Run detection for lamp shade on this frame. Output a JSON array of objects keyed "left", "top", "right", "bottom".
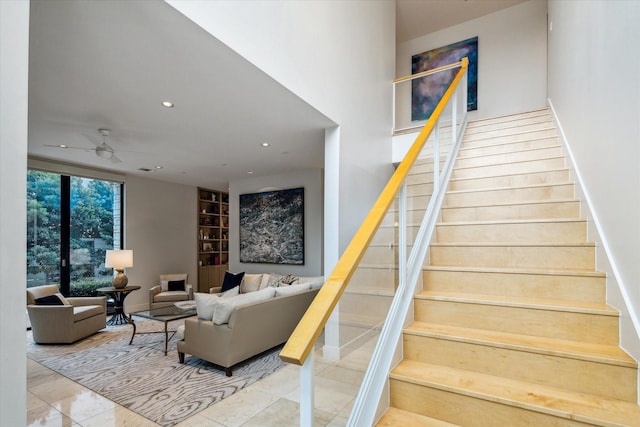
[{"left": 105, "top": 250, "right": 133, "bottom": 269}]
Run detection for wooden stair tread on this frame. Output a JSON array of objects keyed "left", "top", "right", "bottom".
[
  {"left": 344, "top": 287, "right": 395, "bottom": 297},
  {"left": 465, "top": 109, "right": 550, "bottom": 126},
  {"left": 377, "top": 407, "right": 460, "bottom": 427},
  {"left": 456, "top": 144, "right": 561, "bottom": 161},
  {"left": 457, "top": 138, "right": 559, "bottom": 157},
  {"left": 405, "top": 322, "right": 636, "bottom": 367},
  {"left": 416, "top": 291, "right": 618, "bottom": 316},
  {"left": 423, "top": 265, "right": 606, "bottom": 278},
  {"left": 391, "top": 360, "right": 640, "bottom": 427}
]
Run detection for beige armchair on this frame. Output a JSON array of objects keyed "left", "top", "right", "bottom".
[
  {"left": 149, "top": 273, "right": 193, "bottom": 309},
  {"left": 26, "top": 285, "right": 107, "bottom": 344}
]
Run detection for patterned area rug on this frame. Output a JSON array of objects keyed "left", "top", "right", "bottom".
[{"left": 26, "top": 319, "right": 285, "bottom": 426}]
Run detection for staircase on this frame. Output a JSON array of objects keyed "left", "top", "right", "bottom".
[{"left": 376, "top": 109, "right": 640, "bottom": 426}]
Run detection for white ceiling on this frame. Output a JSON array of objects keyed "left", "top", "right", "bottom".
[{"left": 28, "top": 0, "right": 526, "bottom": 189}]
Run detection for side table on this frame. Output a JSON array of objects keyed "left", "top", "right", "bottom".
[{"left": 97, "top": 286, "right": 141, "bottom": 326}]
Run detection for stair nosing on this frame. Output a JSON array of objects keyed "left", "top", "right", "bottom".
[
  {"left": 447, "top": 167, "right": 570, "bottom": 183},
  {"left": 440, "top": 197, "right": 580, "bottom": 209},
  {"left": 457, "top": 134, "right": 558, "bottom": 153},
  {"left": 462, "top": 127, "right": 558, "bottom": 143},
  {"left": 436, "top": 218, "right": 586, "bottom": 226},
  {"left": 445, "top": 182, "right": 574, "bottom": 196},
  {"left": 452, "top": 155, "right": 565, "bottom": 172},
  {"left": 429, "top": 242, "right": 595, "bottom": 248},
  {"left": 456, "top": 144, "right": 562, "bottom": 162}
]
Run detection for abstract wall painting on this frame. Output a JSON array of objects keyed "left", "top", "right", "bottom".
[
  {"left": 411, "top": 36, "right": 478, "bottom": 121},
  {"left": 239, "top": 187, "right": 304, "bottom": 265}
]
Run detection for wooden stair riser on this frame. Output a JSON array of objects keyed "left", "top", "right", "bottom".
[
  {"left": 377, "top": 407, "right": 461, "bottom": 427},
  {"left": 465, "top": 110, "right": 551, "bottom": 128},
  {"left": 455, "top": 146, "right": 563, "bottom": 169},
  {"left": 428, "top": 244, "right": 595, "bottom": 271},
  {"left": 422, "top": 269, "right": 606, "bottom": 304},
  {"left": 348, "top": 267, "right": 398, "bottom": 293},
  {"left": 389, "top": 378, "right": 595, "bottom": 427},
  {"left": 407, "top": 182, "right": 434, "bottom": 197},
  {"left": 361, "top": 245, "right": 398, "bottom": 266},
  {"left": 390, "top": 196, "right": 431, "bottom": 213},
  {"left": 374, "top": 225, "right": 420, "bottom": 246},
  {"left": 457, "top": 137, "right": 559, "bottom": 159},
  {"left": 445, "top": 184, "right": 574, "bottom": 207},
  {"left": 462, "top": 128, "right": 558, "bottom": 148},
  {"left": 441, "top": 200, "right": 580, "bottom": 222},
  {"left": 413, "top": 299, "right": 619, "bottom": 344},
  {"left": 448, "top": 169, "right": 570, "bottom": 192},
  {"left": 451, "top": 157, "right": 566, "bottom": 180},
  {"left": 340, "top": 292, "right": 394, "bottom": 319},
  {"left": 435, "top": 220, "right": 586, "bottom": 244},
  {"left": 407, "top": 172, "right": 434, "bottom": 186},
  {"left": 465, "top": 115, "right": 552, "bottom": 134},
  {"left": 402, "top": 333, "right": 637, "bottom": 401},
  {"left": 410, "top": 159, "right": 447, "bottom": 175},
  {"left": 464, "top": 122, "right": 556, "bottom": 141}
]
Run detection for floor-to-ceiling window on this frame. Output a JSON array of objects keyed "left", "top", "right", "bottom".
[{"left": 26, "top": 169, "right": 123, "bottom": 296}]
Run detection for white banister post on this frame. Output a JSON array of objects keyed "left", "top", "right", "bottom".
[
  {"left": 398, "top": 182, "right": 407, "bottom": 292},
  {"left": 300, "top": 351, "right": 314, "bottom": 427},
  {"left": 452, "top": 94, "right": 457, "bottom": 147},
  {"left": 392, "top": 82, "right": 397, "bottom": 132}
]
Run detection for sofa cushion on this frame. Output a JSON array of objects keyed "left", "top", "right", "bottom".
[
  {"left": 219, "top": 286, "right": 240, "bottom": 298},
  {"left": 212, "top": 287, "right": 276, "bottom": 325},
  {"left": 221, "top": 271, "right": 245, "bottom": 292},
  {"left": 73, "top": 305, "right": 104, "bottom": 322},
  {"left": 298, "top": 276, "right": 325, "bottom": 289},
  {"left": 168, "top": 280, "right": 186, "bottom": 291},
  {"left": 275, "top": 282, "right": 311, "bottom": 297},
  {"left": 240, "top": 274, "right": 263, "bottom": 294},
  {"left": 155, "top": 291, "right": 189, "bottom": 302}
]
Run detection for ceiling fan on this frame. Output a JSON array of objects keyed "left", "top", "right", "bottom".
[{"left": 45, "top": 128, "right": 122, "bottom": 163}]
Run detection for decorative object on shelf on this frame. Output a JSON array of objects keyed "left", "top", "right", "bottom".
[
  {"left": 105, "top": 249, "right": 133, "bottom": 288},
  {"left": 239, "top": 187, "right": 304, "bottom": 265},
  {"left": 411, "top": 36, "right": 478, "bottom": 121}
]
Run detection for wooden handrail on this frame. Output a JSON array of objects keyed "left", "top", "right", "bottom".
[{"left": 280, "top": 57, "right": 469, "bottom": 366}]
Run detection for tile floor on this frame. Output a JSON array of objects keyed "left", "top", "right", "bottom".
[{"left": 27, "top": 330, "right": 376, "bottom": 427}]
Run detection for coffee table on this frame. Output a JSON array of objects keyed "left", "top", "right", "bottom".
[{"left": 129, "top": 305, "right": 196, "bottom": 355}]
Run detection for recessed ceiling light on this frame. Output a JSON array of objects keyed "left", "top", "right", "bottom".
[
  {"left": 261, "top": 142, "right": 270, "bottom": 147},
  {"left": 58, "top": 144, "right": 67, "bottom": 148},
  {"left": 247, "top": 170, "right": 254, "bottom": 174},
  {"left": 161, "top": 101, "right": 174, "bottom": 108},
  {"left": 155, "top": 165, "right": 163, "bottom": 170}
]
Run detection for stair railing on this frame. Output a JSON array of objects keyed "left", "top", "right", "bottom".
[{"left": 279, "top": 58, "right": 469, "bottom": 427}]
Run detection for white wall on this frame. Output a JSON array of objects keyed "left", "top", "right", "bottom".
[
  {"left": 229, "top": 169, "right": 323, "bottom": 277},
  {"left": 0, "top": 1, "right": 29, "bottom": 424},
  {"left": 397, "top": 0, "right": 548, "bottom": 121},
  {"left": 547, "top": 0, "right": 640, "bottom": 364},
  {"left": 124, "top": 176, "right": 197, "bottom": 311},
  {"left": 166, "top": 0, "right": 396, "bottom": 257}
]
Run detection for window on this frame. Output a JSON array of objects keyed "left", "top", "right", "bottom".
[{"left": 26, "top": 170, "right": 123, "bottom": 296}]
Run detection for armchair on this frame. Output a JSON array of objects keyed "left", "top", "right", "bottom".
[
  {"left": 149, "top": 273, "right": 193, "bottom": 309},
  {"left": 26, "top": 285, "right": 107, "bottom": 344}
]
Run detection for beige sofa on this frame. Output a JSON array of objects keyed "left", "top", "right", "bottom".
[{"left": 177, "top": 275, "right": 322, "bottom": 376}]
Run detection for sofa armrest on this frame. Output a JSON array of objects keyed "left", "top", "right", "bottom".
[
  {"left": 67, "top": 296, "right": 106, "bottom": 310},
  {"left": 209, "top": 287, "right": 221, "bottom": 294},
  {"left": 149, "top": 285, "right": 162, "bottom": 305},
  {"left": 27, "top": 304, "right": 75, "bottom": 329},
  {"left": 186, "top": 284, "right": 194, "bottom": 300}
]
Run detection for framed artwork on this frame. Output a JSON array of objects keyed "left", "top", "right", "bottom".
[
  {"left": 411, "top": 36, "right": 478, "bottom": 121},
  {"left": 239, "top": 187, "right": 304, "bottom": 265}
]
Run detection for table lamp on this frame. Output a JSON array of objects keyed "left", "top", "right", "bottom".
[{"left": 105, "top": 249, "right": 133, "bottom": 289}]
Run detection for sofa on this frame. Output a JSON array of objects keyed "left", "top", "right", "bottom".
[
  {"left": 27, "top": 285, "right": 107, "bottom": 344},
  {"left": 177, "top": 274, "right": 323, "bottom": 376}
]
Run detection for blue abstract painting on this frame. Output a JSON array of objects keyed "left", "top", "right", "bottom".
[{"left": 411, "top": 37, "right": 478, "bottom": 121}]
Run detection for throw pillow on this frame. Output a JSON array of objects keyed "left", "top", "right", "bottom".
[
  {"left": 268, "top": 273, "right": 298, "bottom": 287},
  {"left": 221, "top": 271, "right": 245, "bottom": 292},
  {"left": 168, "top": 280, "right": 185, "bottom": 291},
  {"left": 160, "top": 280, "right": 169, "bottom": 291},
  {"left": 218, "top": 286, "right": 240, "bottom": 298},
  {"left": 194, "top": 293, "right": 219, "bottom": 320},
  {"left": 240, "top": 274, "right": 263, "bottom": 294},
  {"left": 34, "top": 294, "right": 65, "bottom": 305}
]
